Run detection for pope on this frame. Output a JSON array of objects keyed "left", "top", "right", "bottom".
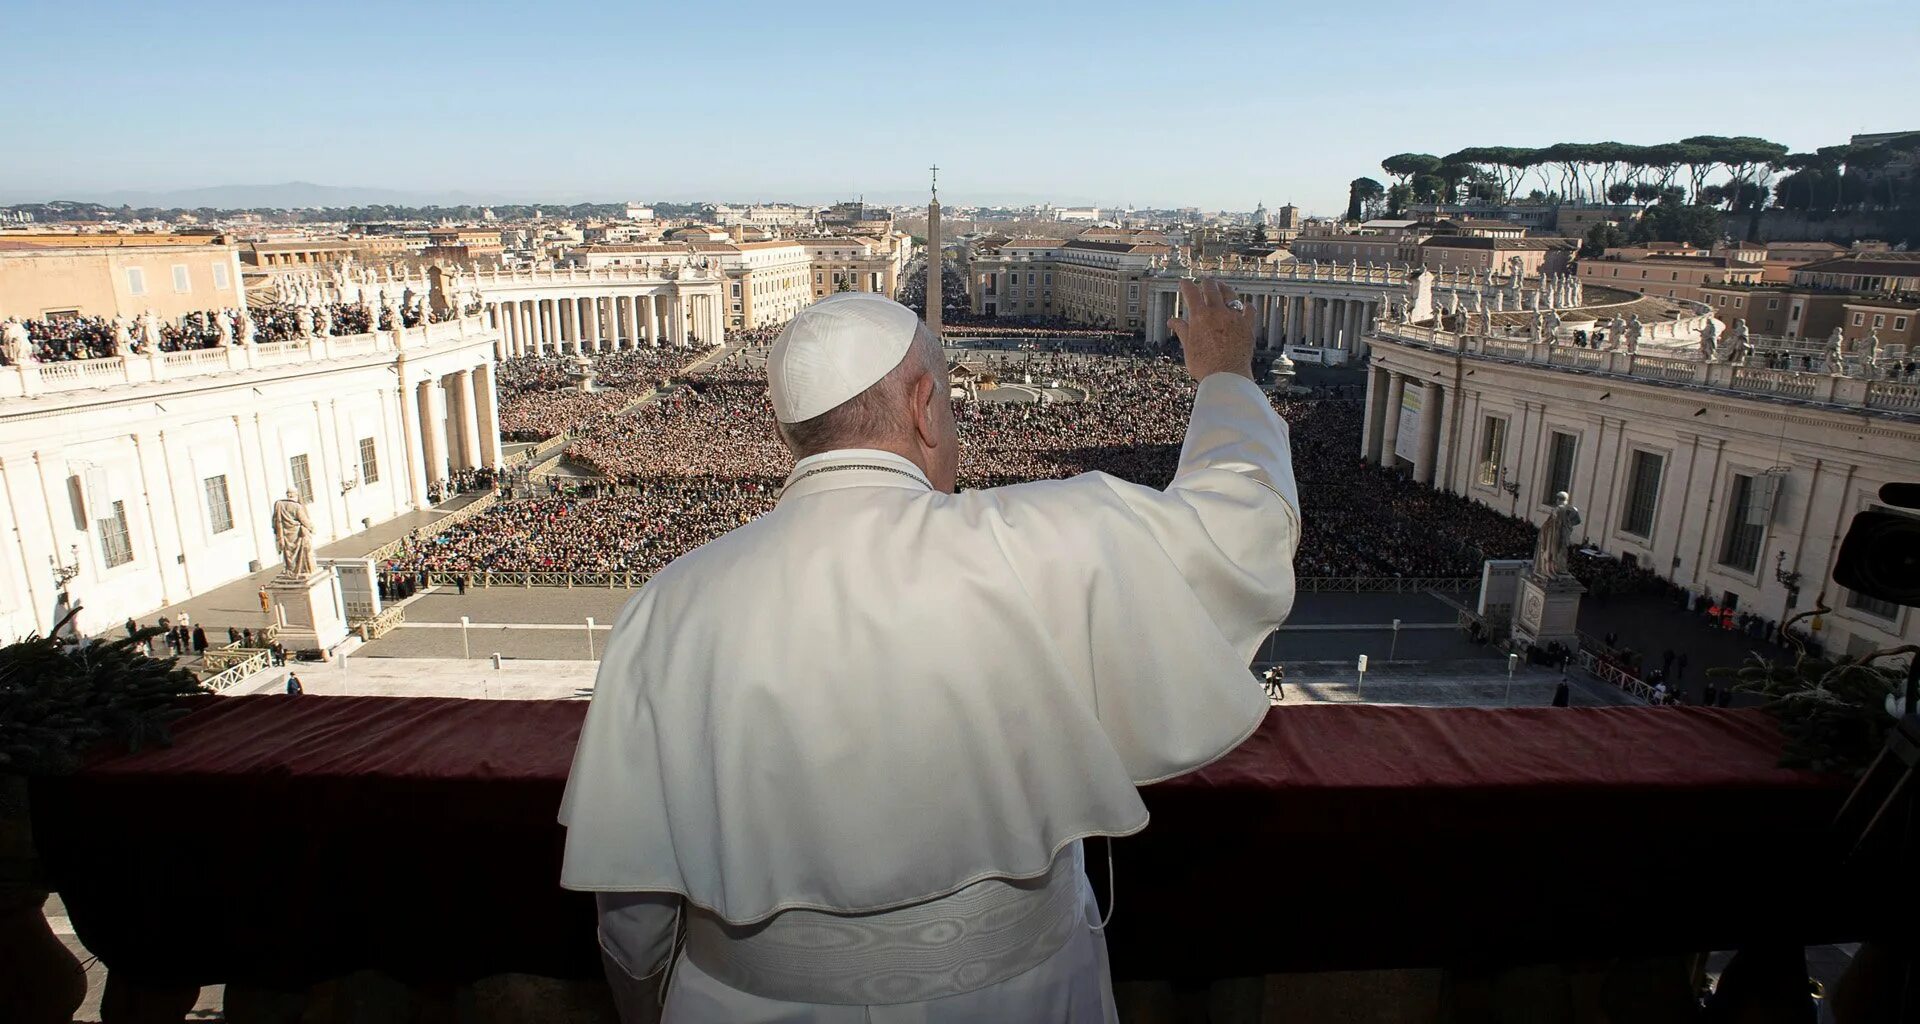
[{"left": 561, "top": 277, "right": 1301, "bottom": 1022}]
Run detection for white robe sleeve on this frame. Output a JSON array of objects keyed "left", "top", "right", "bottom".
[
  {"left": 1110, "top": 371, "right": 1300, "bottom": 661},
  {"left": 987, "top": 371, "right": 1300, "bottom": 784},
  {"left": 598, "top": 891, "right": 681, "bottom": 981}
]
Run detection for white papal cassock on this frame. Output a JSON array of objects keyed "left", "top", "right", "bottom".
[{"left": 560, "top": 371, "right": 1300, "bottom": 1022}]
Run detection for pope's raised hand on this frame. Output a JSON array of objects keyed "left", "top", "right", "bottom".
[{"left": 1168, "top": 277, "right": 1256, "bottom": 383}]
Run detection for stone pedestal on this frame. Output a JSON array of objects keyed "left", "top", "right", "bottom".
[
  {"left": 267, "top": 569, "right": 348, "bottom": 659},
  {"left": 1511, "top": 573, "right": 1586, "bottom": 651}
]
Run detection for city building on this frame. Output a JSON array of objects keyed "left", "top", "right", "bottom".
[
  {"left": 694, "top": 240, "right": 815, "bottom": 330},
  {"left": 426, "top": 229, "right": 505, "bottom": 260},
  {"left": 799, "top": 234, "right": 911, "bottom": 299},
  {"left": 1364, "top": 320, "right": 1920, "bottom": 661},
  {"left": 0, "top": 236, "right": 246, "bottom": 321},
  {"left": 624, "top": 203, "right": 655, "bottom": 221},
  {"left": 1700, "top": 252, "right": 1920, "bottom": 346},
  {"left": 240, "top": 240, "right": 358, "bottom": 269},
  {"left": 1421, "top": 236, "right": 1577, "bottom": 276},
  {"left": 817, "top": 202, "right": 895, "bottom": 235},
  {"left": 966, "top": 237, "right": 1168, "bottom": 329},
  {"left": 705, "top": 203, "right": 817, "bottom": 230},
  {"left": 1576, "top": 249, "right": 1761, "bottom": 303}
]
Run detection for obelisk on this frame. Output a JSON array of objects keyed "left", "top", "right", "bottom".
[{"left": 926, "top": 164, "right": 942, "bottom": 336}]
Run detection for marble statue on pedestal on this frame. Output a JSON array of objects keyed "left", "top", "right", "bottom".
[
  {"left": 237, "top": 309, "right": 256, "bottom": 346},
  {"left": 1826, "top": 328, "right": 1846, "bottom": 376},
  {"left": 1543, "top": 309, "right": 1562, "bottom": 343},
  {"left": 1494, "top": 290, "right": 1505, "bottom": 312},
  {"left": 216, "top": 309, "right": 235, "bottom": 346},
  {"left": 1623, "top": 315, "right": 1643, "bottom": 353},
  {"left": 316, "top": 304, "right": 334, "bottom": 338},
  {"left": 272, "top": 490, "right": 316, "bottom": 578},
  {"left": 111, "top": 316, "right": 132, "bottom": 357},
  {"left": 1865, "top": 328, "right": 1881, "bottom": 366},
  {"left": 1533, "top": 492, "right": 1583, "bottom": 581},
  {"left": 1726, "top": 319, "right": 1751, "bottom": 365},
  {"left": 1698, "top": 318, "right": 1719, "bottom": 361},
  {"left": 1, "top": 318, "right": 29, "bottom": 365},
  {"left": 138, "top": 310, "right": 160, "bottom": 352},
  {"left": 297, "top": 305, "right": 315, "bottom": 338},
  {"left": 1471, "top": 287, "right": 1484, "bottom": 313}
]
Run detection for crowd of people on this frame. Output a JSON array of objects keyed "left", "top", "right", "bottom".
[
  {"left": 5, "top": 300, "right": 456, "bottom": 365},
  {"left": 388, "top": 349, "right": 1690, "bottom": 590},
  {"left": 494, "top": 348, "right": 715, "bottom": 441}
]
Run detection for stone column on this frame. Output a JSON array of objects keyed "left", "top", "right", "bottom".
[
  {"left": 643, "top": 294, "right": 659, "bottom": 346},
  {"left": 1413, "top": 381, "right": 1444, "bottom": 485},
  {"left": 1266, "top": 297, "right": 1283, "bottom": 350},
  {"left": 540, "top": 300, "right": 554, "bottom": 353},
  {"left": 1361, "top": 365, "right": 1388, "bottom": 461},
  {"left": 669, "top": 294, "right": 686, "bottom": 347},
  {"left": 1292, "top": 295, "right": 1306, "bottom": 345},
  {"left": 393, "top": 378, "right": 428, "bottom": 511},
  {"left": 471, "top": 364, "right": 502, "bottom": 469},
  {"left": 1378, "top": 372, "right": 1406, "bottom": 469},
  {"left": 452, "top": 369, "right": 483, "bottom": 472},
  {"left": 416, "top": 380, "right": 444, "bottom": 492}
]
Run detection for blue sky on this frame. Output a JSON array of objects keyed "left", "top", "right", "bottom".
[{"left": 5, "top": 0, "right": 1916, "bottom": 214}]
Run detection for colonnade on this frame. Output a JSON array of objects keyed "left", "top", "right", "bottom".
[
  {"left": 1144, "top": 286, "right": 1382, "bottom": 353},
  {"left": 483, "top": 289, "right": 724, "bottom": 359},
  {"left": 398, "top": 362, "right": 503, "bottom": 503},
  {"left": 1362, "top": 364, "right": 1450, "bottom": 489}
]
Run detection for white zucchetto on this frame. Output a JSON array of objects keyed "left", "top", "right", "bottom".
[{"left": 768, "top": 292, "right": 920, "bottom": 423}]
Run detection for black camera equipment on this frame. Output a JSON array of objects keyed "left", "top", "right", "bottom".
[{"left": 1829, "top": 481, "right": 1920, "bottom": 1017}]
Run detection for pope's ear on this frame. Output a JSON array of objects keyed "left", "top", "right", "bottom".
[{"left": 911, "top": 371, "right": 939, "bottom": 447}]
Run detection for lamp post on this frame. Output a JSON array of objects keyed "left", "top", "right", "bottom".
[
  {"left": 1356, "top": 654, "right": 1368, "bottom": 698},
  {"left": 1389, "top": 618, "right": 1402, "bottom": 661},
  {"left": 460, "top": 615, "right": 470, "bottom": 661},
  {"left": 1506, "top": 652, "right": 1520, "bottom": 705},
  {"left": 585, "top": 616, "right": 596, "bottom": 660}
]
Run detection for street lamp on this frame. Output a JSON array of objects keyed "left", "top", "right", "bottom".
[
  {"left": 1389, "top": 618, "right": 1402, "bottom": 661},
  {"left": 1356, "top": 654, "right": 1368, "bottom": 698},
  {"left": 460, "top": 615, "right": 470, "bottom": 660},
  {"left": 1506, "top": 652, "right": 1520, "bottom": 705},
  {"left": 585, "top": 616, "right": 596, "bottom": 660}
]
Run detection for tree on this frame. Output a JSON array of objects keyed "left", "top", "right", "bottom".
[
  {"left": 1581, "top": 221, "right": 1626, "bottom": 258},
  {"left": 1606, "top": 182, "right": 1635, "bottom": 205},
  {"left": 1346, "top": 177, "right": 1385, "bottom": 221},
  {"left": 1381, "top": 153, "right": 1442, "bottom": 187},
  {"left": 1385, "top": 183, "right": 1413, "bottom": 216}
]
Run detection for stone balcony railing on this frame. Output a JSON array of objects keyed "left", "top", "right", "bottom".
[
  {"left": 473, "top": 264, "right": 723, "bottom": 288},
  {"left": 0, "top": 314, "right": 493, "bottom": 400},
  {"left": 1375, "top": 321, "right": 1920, "bottom": 416}
]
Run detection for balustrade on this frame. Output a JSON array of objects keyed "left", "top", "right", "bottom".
[
  {"left": 1, "top": 315, "right": 491, "bottom": 400},
  {"left": 1373, "top": 322, "right": 1912, "bottom": 417}
]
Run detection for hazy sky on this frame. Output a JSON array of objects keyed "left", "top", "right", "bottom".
[{"left": 8, "top": 0, "right": 1917, "bottom": 214}]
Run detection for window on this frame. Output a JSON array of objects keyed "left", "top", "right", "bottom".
[
  {"left": 203, "top": 475, "right": 234, "bottom": 534},
  {"left": 1766, "top": 298, "right": 1778, "bottom": 310},
  {"left": 731, "top": 283, "right": 741, "bottom": 298},
  {"left": 172, "top": 264, "right": 191, "bottom": 293},
  {"left": 1620, "top": 451, "right": 1664, "bottom": 538},
  {"left": 1852, "top": 312, "right": 1865, "bottom": 326},
  {"left": 1543, "top": 431, "right": 1577, "bottom": 499},
  {"left": 1671, "top": 272, "right": 1679, "bottom": 281},
  {"left": 1717, "top": 473, "right": 1766, "bottom": 573},
  {"left": 1733, "top": 297, "right": 1743, "bottom": 308},
  {"left": 98, "top": 500, "right": 134, "bottom": 568},
  {"left": 1717, "top": 296, "right": 1727, "bottom": 306},
  {"left": 1477, "top": 416, "right": 1507, "bottom": 486},
  {"left": 1897, "top": 317, "right": 1909, "bottom": 331},
  {"left": 1848, "top": 588, "right": 1901, "bottom": 622},
  {"left": 358, "top": 437, "right": 380, "bottom": 484},
  {"left": 1791, "top": 305, "right": 1801, "bottom": 322},
  {"left": 289, "top": 454, "right": 314, "bottom": 503},
  {"left": 126, "top": 267, "right": 146, "bottom": 296},
  {"left": 1872, "top": 314, "right": 1885, "bottom": 328}
]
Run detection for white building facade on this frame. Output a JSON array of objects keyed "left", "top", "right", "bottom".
[
  {"left": 0, "top": 318, "right": 503, "bottom": 641},
  {"left": 1363, "top": 323, "right": 1920, "bottom": 659}
]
